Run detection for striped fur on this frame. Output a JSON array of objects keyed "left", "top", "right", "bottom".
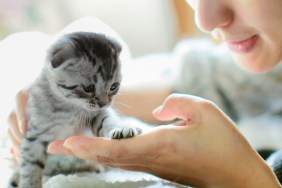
[{"left": 9, "top": 32, "right": 141, "bottom": 188}]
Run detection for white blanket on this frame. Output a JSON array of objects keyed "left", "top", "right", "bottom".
[
  {"left": 1, "top": 151, "right": 186, "bottom": 188},
  {"left": 44, "top": 169, "right": 187, "bottom": 188}
]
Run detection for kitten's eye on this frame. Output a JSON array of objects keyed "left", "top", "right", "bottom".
[
  {"left": 83, "top": 85, "right": 95, "bottom": 93},
  {"left": 110, "top": 83, "right": 120, "bottom": 92},
  {"left": 57, "top": 84, "right": 77, "bottom": 90}
]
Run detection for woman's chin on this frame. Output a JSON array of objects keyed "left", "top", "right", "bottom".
[
  {"left": 231, "top": 53, "right": 278, "bottom": 74},
  {"left": 236, "top": 62, "right": 271, "bottom": 74}
]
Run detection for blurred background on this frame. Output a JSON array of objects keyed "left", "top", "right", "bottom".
[{"left": 0, "top": 0, "right": 202, "bottom": 57}]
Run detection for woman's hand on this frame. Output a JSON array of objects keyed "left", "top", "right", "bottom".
[
  {"left": 7, "top": 90, "right": 28, "bottom": 163},
  {"left": 48, "top": 94, "right": 281, "bottom": 187}
]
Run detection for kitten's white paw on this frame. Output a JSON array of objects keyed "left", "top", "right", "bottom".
[
  {"left": 8, "top": 171, "right": 19, "bottom": 188},
  {"left": 110, "top": 127, "right": 142, "bottom": 139}
]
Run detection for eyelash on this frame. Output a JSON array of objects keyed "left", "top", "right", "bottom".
[{"left": 57, "top": 84, "right": 78, "bottom": 90}]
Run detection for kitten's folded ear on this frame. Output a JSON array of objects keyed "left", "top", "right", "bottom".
[
  {"left": 48, "top": 39, "right": 76, "bottom": 68},
  {"left": 113, "top": 42, "right": 122, "bottom": 56},
  {"left": 108, "top": 38, "right": 122, "bottom": 57}
]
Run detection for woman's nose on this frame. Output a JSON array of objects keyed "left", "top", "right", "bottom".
[{"left": 194, "top": 0, "right": 233, "bottom": 32}]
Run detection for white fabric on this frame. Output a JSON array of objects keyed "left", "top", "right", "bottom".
[
  {"left": 1, "top": 153, "right": 186, "bottom": 188},
  {"left": 44, "top": 169, "right": 186, "bottom": 188}
]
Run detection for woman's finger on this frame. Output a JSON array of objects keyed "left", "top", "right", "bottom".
[
  {"left": 7, "top": 128, "right": 21, "bottom": 149},
  {"left": 48, "top": 138, "right": 150, "bottom": 167},
  {"left": 64, "top": 136, "right": 149, "bottom": 159},
  {"left": 7, "top": 110, "right": 23, "bottom": 144},
  {"left": 49, "top": 129, "right": 162, "bottom": 161},
  {"left": 152, "top": 94, "right": 203, "bottom": 124},
  {"left": 15, "top": 90, "right": 28, "bottom": 133},
  {"left": 11, "top": 146, "right": 21, "bottom": 164},
  {"left": 47, "top": 140, "right": 72, "bottom": 155},
  {"left": 7, "top": 129, "right": 21, "bottom": 164}
]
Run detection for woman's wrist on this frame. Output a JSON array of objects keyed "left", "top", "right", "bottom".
[
  {"left": 220, "top": 151, "right": 281, "bottom": 188},
  {"left": 244, "top": 159, "right": 281, "bottom": 188}
]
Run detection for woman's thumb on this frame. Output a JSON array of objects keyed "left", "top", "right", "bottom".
[{"left": 152, "top": 94, "right": 200, "bottom": 123}]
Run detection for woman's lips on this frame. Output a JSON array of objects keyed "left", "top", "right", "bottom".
[{"left": 227, "top": 35, "right": 258, "bottom": 53}]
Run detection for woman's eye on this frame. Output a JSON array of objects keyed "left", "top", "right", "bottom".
[
  {"left": 83, "top": 85, "right": 95, "bottom": 93},
  {"left": 110, "top": 83, "right": 120, "bottom": 91}
]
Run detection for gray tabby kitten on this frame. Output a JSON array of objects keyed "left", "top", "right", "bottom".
[{"left": 9, "top": 31, "right": 141, "bottom": 188}]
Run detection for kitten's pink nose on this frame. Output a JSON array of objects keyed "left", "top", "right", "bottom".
[
  {"left": 97, "top": 101, "right": 109, "bottom": 108},
  {"left": 97, "top": 100, "right": 110, "bottom": 108}
]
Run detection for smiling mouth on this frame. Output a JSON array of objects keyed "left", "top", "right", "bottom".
[{"left": 227, "top": 35, "right": 258, "bottom": 53}]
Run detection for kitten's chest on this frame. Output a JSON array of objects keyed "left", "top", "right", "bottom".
[
  {"left": 62, "top": 113, "right": 96, "bottom": 130},
  {"left": 52, "top": 124, "right": 89, "bottom": 140},
  {"left": 27, "top": 107, "right": 93, "bottom": 139}
]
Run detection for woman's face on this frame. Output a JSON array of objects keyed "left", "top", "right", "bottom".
[{"left": 186, "top": 0, "right": 282, "bottom": 73}]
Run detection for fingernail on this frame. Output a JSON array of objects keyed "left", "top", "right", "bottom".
[
  {"left": 63, "top": 139, "right": 80, "bottom": 152},
  {"left": 47, "top": 141, "right": 71, "bottom": 155},
  {"left": 152, "top": 105, "right": 163, "bottom": 114},
  {"left": 47, "top": 146, "right": 71, "bottom": 155},
  {"left": 63, "top": 137, "right": 92, "bottom": 151},
  {"left": 63, "top": 137, "right": 83, "bottom": 150},
  {"left": 19, "top": 119, "right": 27, "bottom": 134},
  {"left": 47, "top": 145, "right": 60, "bottom": 154},
  {"left": 63, "top": 140, "right": 72, "bottom": 149}
]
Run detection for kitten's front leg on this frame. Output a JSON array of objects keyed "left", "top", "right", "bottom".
[
  {"left": 19, "top": 136, "right": 48, "bottom": 188},
  {"left": 92, "top": 108, "right": 142, "bottom": 139},
  {"left": 110, "top": 125, "right": 142, "bottom": 139}
]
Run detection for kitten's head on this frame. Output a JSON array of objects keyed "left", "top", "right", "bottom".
[{"left": 46, "top": 31, "right": 122, "bottom": 111}]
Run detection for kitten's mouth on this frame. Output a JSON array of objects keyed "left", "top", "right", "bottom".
[
  {"left": 84, "top": 101, "right": 98, "bottom": 110},
  {"left": 87, "top": 100, "right": 111, "bottom": 110},
  {"left": 99, "top": 104, "right": 110, "bottom": 109},
  {"left": 89, "top": 103, "right": 96, "bottom": 108}
]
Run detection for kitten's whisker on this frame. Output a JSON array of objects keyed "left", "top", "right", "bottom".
[
  {"left": 77, "top": 110, "right": 91, "bottom": 128},
  {"left": 112, "top": 106, "right": 124, "bottom": 116},
  {"left": 104, "top": 163, "right": 153, "bottom": 171},
  {"left": 115, "top": 91, "right": 125, "bottom": 96},
  {"left": 114, "top": 101, "right": 132, "bottom": 108}
]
